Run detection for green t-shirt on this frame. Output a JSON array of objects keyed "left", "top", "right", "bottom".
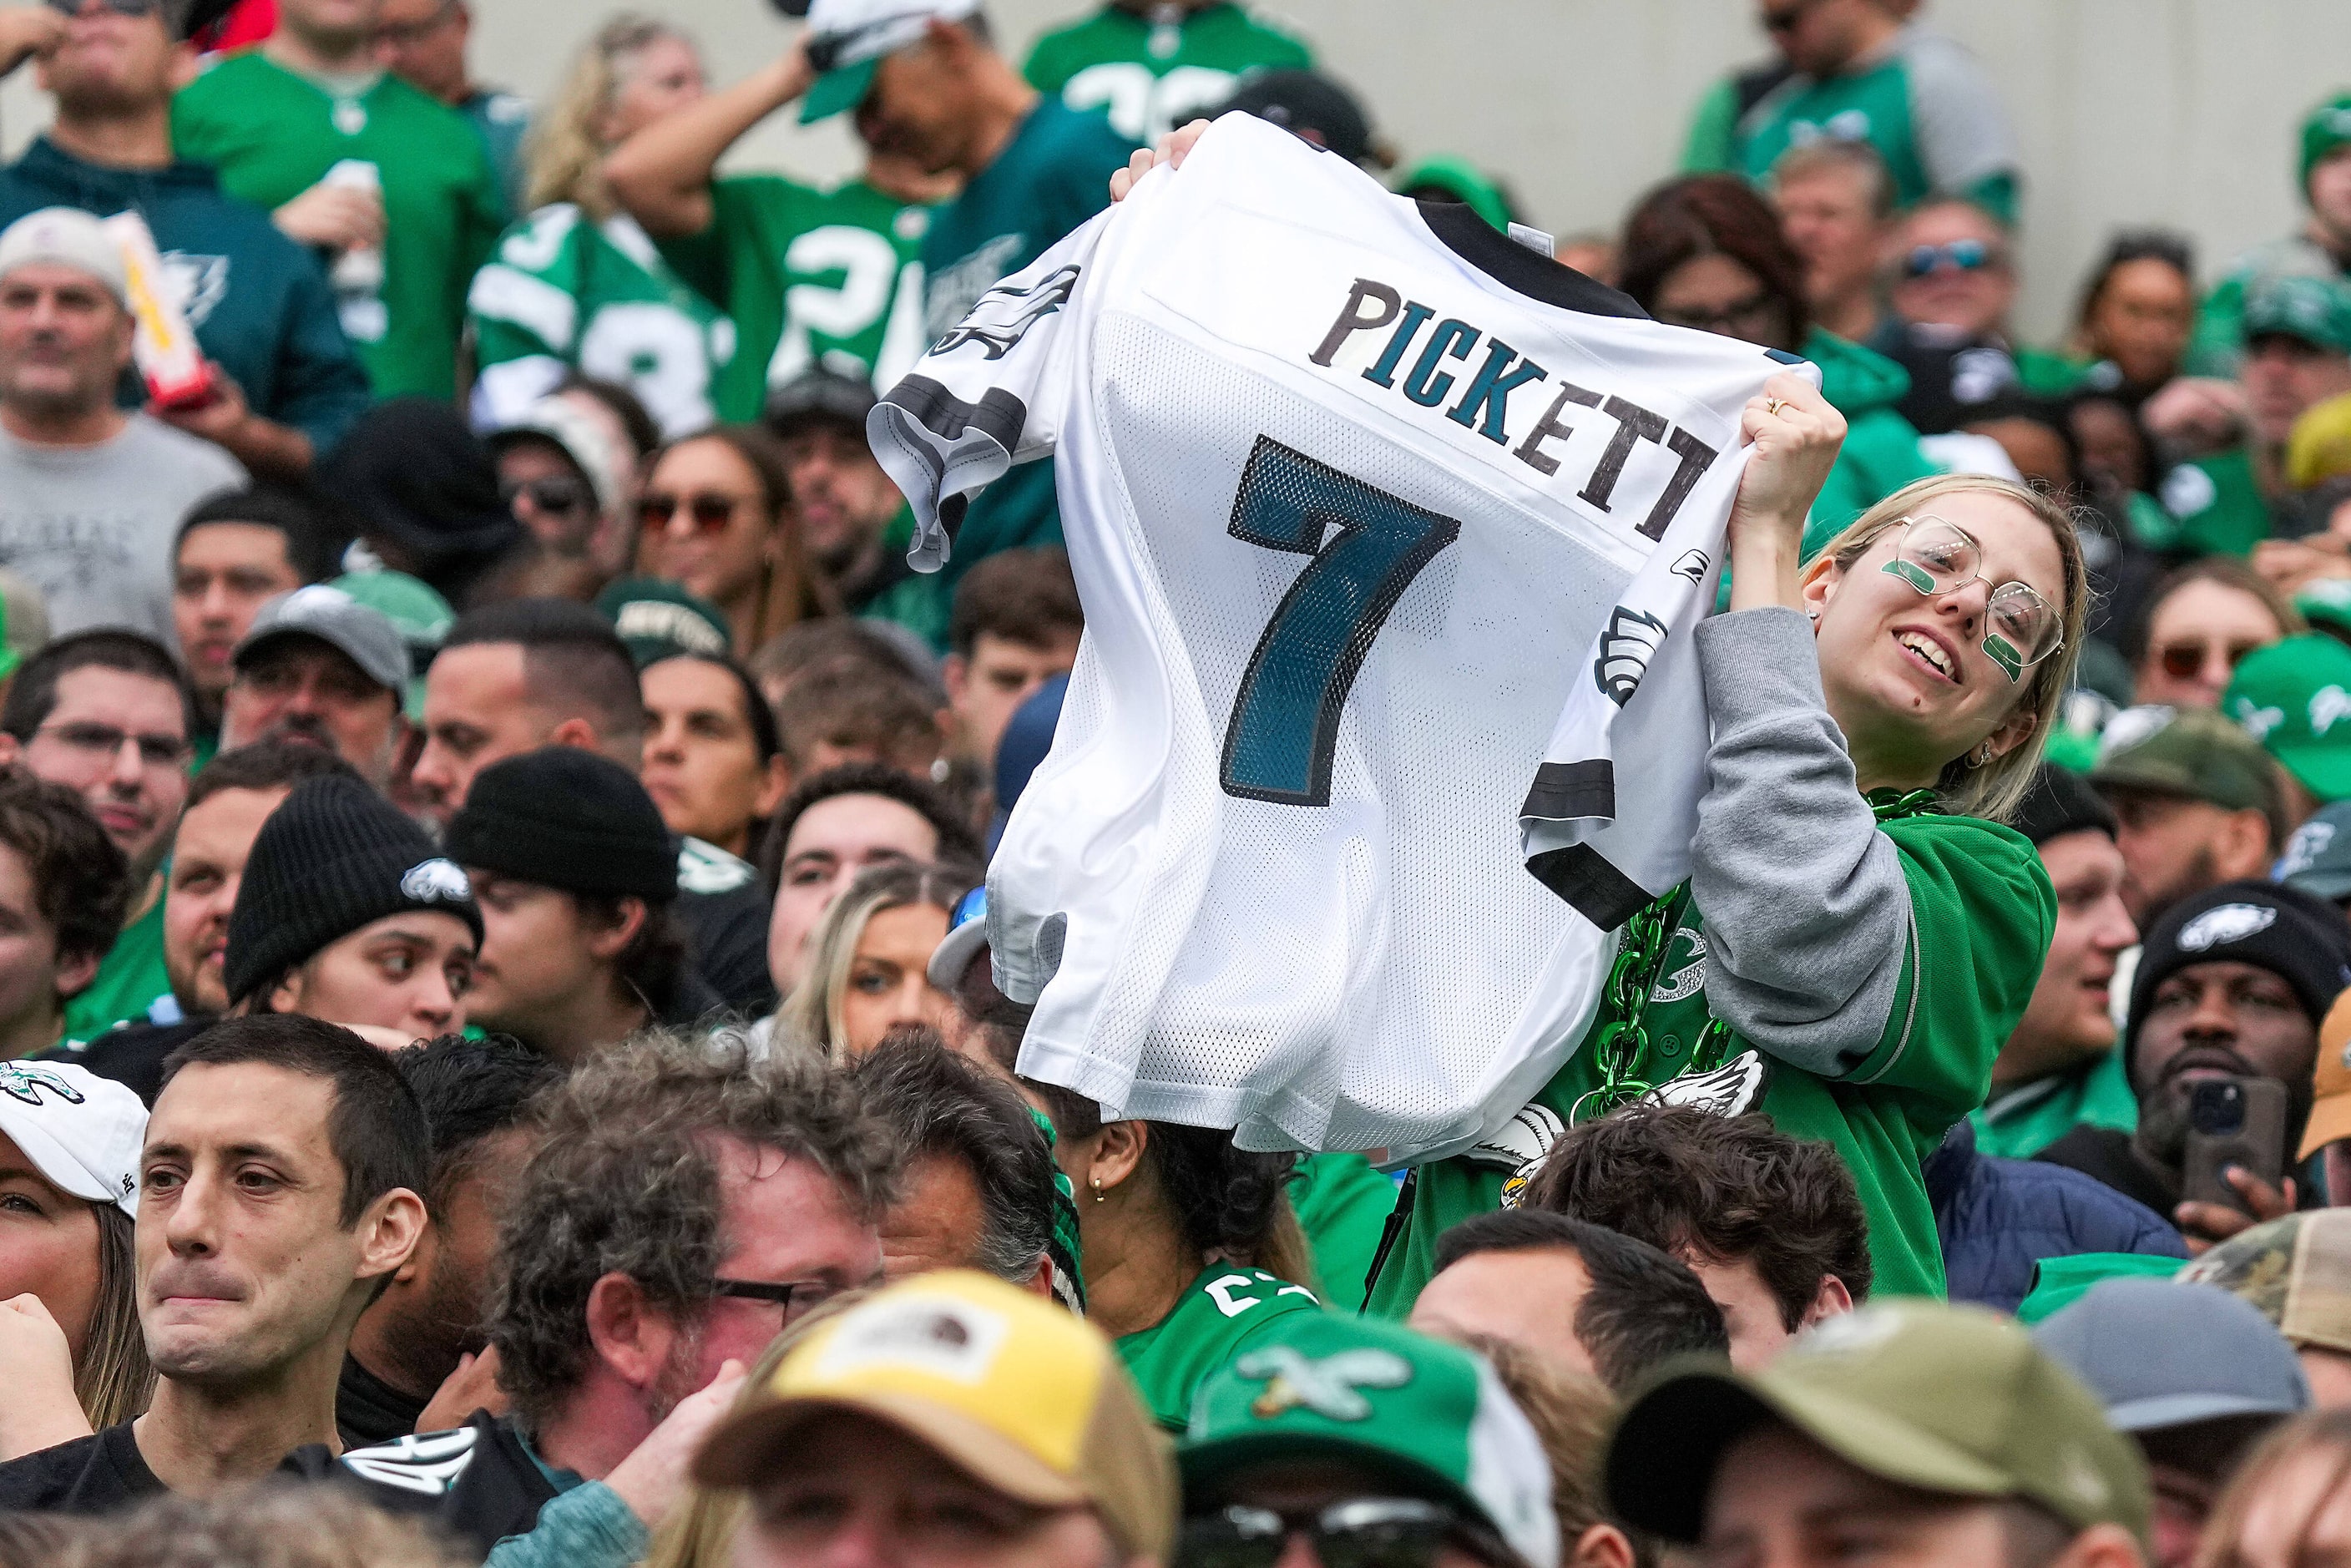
[
  {"left": 1972, "top": 1049, "right": 2138, "bottom": 1161},
  {"left": 660, "top": 175, "right": 928, "bottom": 422},
  {"left": 2158, "top": 447, "right": 2273, "bottom": 559},
  {"left": 63, "top": 891, "right": 169, "bottom": 1046},
  {"left": 1115, "top": 1266, "right": 1322, "bottom": 1431},
  {"left": 1023, "top": 3, "right": 1312, "bottom": 143},
  {"left": 172, "top": 52, "right": 508, "bottom": 400},
  {"left": 1364, "top": 810, "right": 2054, "bottom": 1318},
  {"left": 1289, "top": 1153, "right": 1401, "bottom": 1313},
  {"left": 471, "top": 203, "right": 741, "bottom": 438},
  {"left": 921, "top": 98, "right": 1136, "bottom": 579}
]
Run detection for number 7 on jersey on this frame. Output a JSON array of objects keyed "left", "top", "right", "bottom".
[{"left": 1220, "top": 436, "right": 1462, "bottom": 807}]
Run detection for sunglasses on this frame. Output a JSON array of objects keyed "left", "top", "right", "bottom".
[
  {"left": 2156, "top": 639, "right": 2264, "bottom": 682},
  {"left": 1178, "top": 1500, "right": 1512, "bottom": 1568},
  {"left": 639, "top": 493, "right": 747, "bottom": 535},
  {"left": 1877, "top": 514, "right": 2064, "bottom": 681},
  {"left": 1657, "top": 291, "right": 1777, "bottom": 336},
  {"left": 503, "top": 475, "right": 591, "bottom": 518},
  {"left": 1902, "top": 240, "right": 2002, "bottom": 279}
]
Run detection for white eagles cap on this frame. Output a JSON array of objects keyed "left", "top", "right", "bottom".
[
  {"left": 0, "top": 207, "right": 129, "bottom": 307},
  {"left": 0, "top": 1060, "right": 146, "bottom": 1216}
]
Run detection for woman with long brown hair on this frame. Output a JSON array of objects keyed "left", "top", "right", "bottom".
[{"left": 637, "top": 425, "right": 837, "bottom": 655}]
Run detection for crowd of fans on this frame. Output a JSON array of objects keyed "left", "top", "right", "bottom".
[{"left": 0, "top": 0, "right": 2343, "bottom": 1564}]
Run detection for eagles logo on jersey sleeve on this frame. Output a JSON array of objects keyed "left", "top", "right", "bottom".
[
  {"left": 933, "top": 265, "right": 1081, "bottom": 359},
  {"left": 1595, "top": 607, "right": 1668, "bottom": 707},
  {"left": 341, "top": 1426, "right": 482, "bottom": 1497}
]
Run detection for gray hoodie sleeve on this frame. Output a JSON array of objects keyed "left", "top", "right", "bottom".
[{"left": 1687, "top": 606, "right": 1913, "bottom": 1077}]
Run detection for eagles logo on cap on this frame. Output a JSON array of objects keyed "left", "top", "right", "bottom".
[
  {"left": 400, "top": 859, "right": 473, "bottom": 904},
  {"left": 2178, "top": 903, "right": 2277, "bottom": 953},
  {"left": 0, "top": 1061, "right": 84, "bottom": 1108},
  {"left": 1236, "top": 1347, "right": 1411, "bottom": 1421}
]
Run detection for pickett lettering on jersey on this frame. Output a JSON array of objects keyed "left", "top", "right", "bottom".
[{"left": 1309, "top": 278, "right": 1721, "bottom": 545}]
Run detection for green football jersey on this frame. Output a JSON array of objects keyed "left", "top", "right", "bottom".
[
  {"left": 1363, "top": 810, "right": 2055, "bottom": 1318},
  {"left": 1290, "top": 1153, "right": 1401, "bottom": 1314},
  {"left": 471, "top": 203, "right": 741, "bottom": 438},
  {"left": 172, "top": 51, "right": 508, "bottom": 401},
  {"left": 61, "top": 893, "right": 168, "bottom": 1046},
  {"left": 1116, "top": 1267, "right": 1322, "bottom": 1431},
  {"left": 658, "top": 175, "right": 928, "bottom": 420},
  {"left": 1024, "top": 3, "right": 1312, "bottom": 143}
]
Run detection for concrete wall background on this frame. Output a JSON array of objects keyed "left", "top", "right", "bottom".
[{"left": 5, "top": 0, "right": 2346, "bottom": 340}]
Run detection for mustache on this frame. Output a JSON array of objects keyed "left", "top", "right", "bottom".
[
  {"left": 265, "top": 713, "right": 333, "bottom": 743},
  {"left": 2156, "top": 1046, "right": 2257, "bottom": 1085}
]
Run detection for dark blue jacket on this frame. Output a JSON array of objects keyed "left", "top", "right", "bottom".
[
  {"left": 1928, "top": 1119, "right": 2186, "bottom": 1313},
  {"left": 0, "top": 137, "right": 371, "bottom": 453}
]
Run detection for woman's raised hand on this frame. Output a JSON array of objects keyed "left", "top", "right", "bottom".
[{"left": 1724, "top": 373, "right": 1845, "bottom": 614}]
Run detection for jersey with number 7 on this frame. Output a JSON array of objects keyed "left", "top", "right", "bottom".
[{"left": 868, "top": 114, "right": 1806, "bottom": 1162}]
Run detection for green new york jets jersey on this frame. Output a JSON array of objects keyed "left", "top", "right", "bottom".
[
  {"left": 1117, "top": 1267, "right": 1323, "bottom": 1431},
  {"left": 173, "top": 52, "right": 507, "bottom": 400},
  {"left": 659, "top": 175, "right": 928, "bottom": 416},
  {"left": 1364, "top": 811, "right": 2054, "bottom": 1318},
  {"left": 470, "top": 203, "right": 740, "bottom": 438},
  {"left": 1024, "top": 3, "right": 1313, "bottom": 143}
]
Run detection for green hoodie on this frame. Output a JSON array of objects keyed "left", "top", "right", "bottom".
[{"left": 1802, "top": 326, "right": 1943, "bottom": 557}]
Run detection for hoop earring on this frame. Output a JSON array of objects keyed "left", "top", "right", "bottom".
[{"left": 1971, "top": 741, "right": 1996, "bottom": 767}]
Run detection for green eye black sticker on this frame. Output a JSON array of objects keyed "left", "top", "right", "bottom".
[
  {"left": 1984, "top": 633, "right": 2024, "bottom": 682},
  {"left": 1883, "top": 559, "right": 1937, "bottom": 594}
]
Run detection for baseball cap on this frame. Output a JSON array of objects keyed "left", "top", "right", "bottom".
[
  {"left": 2278, "top": 800, "right": 2351, "bottom": 901},
  {"left": 2089, "top": 705, "right": 2280, "bottom": 815},
  {"left": 2182, "top": 1211, "right": 2351, "bottom": 1355},
  {"left": 2302, "top": 92, "right": 2351, "bottom": 200},
  {"left": 593, "top": 576, "right": 731, "bottom": 668},
  {"left": 234, "top": 584, "right": 410, "bottom": 695},
  {"left": 799, "top": 0, "right": 980, "bottom": 124},
  {"left": 0, "top": 207, "right": 127, "bottom": 306},
  {"left": 695, "top": 1271, "right": 1176, "bottom": 1557},
  {"left": 487, "top": 397, "right": 622, "bottom": 519},
  {"left": 2227, "top": 635, "right": 2351, "bottom": 803},
  {"left": 765, "top": 368, "right": 879, "bottom": 438},
  {"left": 0, "top": 1060, "right": 144, "bottom": 1217},
  {"left": 928, "top": 882, "right": 988, "bottom": 989},
  {"left": 1605, "top": 1302, "right": 2150, "bottom": 1548},
  {"left": 329, "top": 571, "right": 452, "bottom": 720},
  {"left": 2303, "top": 989, "right": 2351, "bottom": 1159},
  {"left": 1179, "top": 1314, "right": 1560, "bottom": 1568},
  {"left": 2034, "top": 1278, "right": 2308, "bottom": 1432},
  {"left": 2298, "top": 576, "right": 2351, "bottom": 640},
  {"left": 2242, "top": 274, "right": 2351, "bottom": 359},
  {"left": 1217, "top": 71, "right": 1377, "bottom": 169}
]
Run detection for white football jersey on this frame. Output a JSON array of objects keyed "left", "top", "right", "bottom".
[{"left": 870, "top": 114, "right": 1808, "bottom": 1161}]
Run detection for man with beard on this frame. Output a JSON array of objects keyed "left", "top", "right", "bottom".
[
  {"left": 218, "top": 587, "right": 409, "bottom": 792},
  {"left": 2040, "top": 882, "right": 2351, "bottom": 1249},
  {"left": 0, "top": 630, "right": 196, "bottom": 1043},
  {"left": 339, "top": 1033, "right": 561, "bottom": 1446},
  {"left": 53, "top": 741, "right": 357, "bottom": 1104},
  {"left": 761, "top": 372, "right": 923, "bottom": 625},
  {"left": 2091, "top": 707, "right": 2286, "bottom": 930}
]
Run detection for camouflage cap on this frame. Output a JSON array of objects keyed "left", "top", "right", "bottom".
[
  {"left": 2090, "top": 705, "right": 2281, "bottom": 815},
  {"left": 2179, "top": 1210, "right": 2351, "bottom": 1356},
  {"left": 2243, "top": 274, "right": 2351, "bottom": 358}
]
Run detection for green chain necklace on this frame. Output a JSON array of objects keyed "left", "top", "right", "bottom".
[{"left": 1568, "top": 787, "right": 1943, "bottom": 1124}]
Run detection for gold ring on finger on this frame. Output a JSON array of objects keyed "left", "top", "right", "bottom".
[{"left": 1766, "top": 397, "right": 1785, "bottom": 416}]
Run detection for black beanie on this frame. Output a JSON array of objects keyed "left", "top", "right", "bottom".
[
  {"left": 321, "top": 398, "right": 517, "bottom": 574},
  {"left": 224, "top": 776, "right": 484, "bottom": 1005},
  {"left": 444, "top": 748, "right": 678, "bottom": 901},
  {"left": 2125, "top": 880, "right": 2351, "bottom": 1066},
  {"left": 2011, "top": 763, "right": 2116, "bottom": 847}
]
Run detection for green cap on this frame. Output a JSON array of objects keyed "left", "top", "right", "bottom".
[
  {"left": 801, "top": 55, "right": 879, "bottom": 124},
  {"left": 2226, "top": 634, "right": 2351, "bottom": 802},
  {"left": 2302, "top": 92, "right": 2351, "bottom": 199},
  {"left": 1179, "top": 1315, "right": 1558, "bottom": 1568},
  {"left": 328, "top": 570, "right": 453, "bottom": 721},
  {"left": 2088, "top": 704, "right": 2280, "bottom": 814},
  {"left": 593, "top": 576, "right": 731, "bottom": 668},
  {"left": 2298, "top": 577, "right": 2351, "bottom": 640},
  {"left": 1605, "top": 1302, "right": 2151, "bottom": 1548},
  {"left": 2242, "top": 273, "right": 2351, "bottom": 357}
]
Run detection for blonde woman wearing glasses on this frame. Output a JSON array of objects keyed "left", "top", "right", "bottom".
[{"left": 1368, "top": 383, "right": 2089, "bottom": 1320}]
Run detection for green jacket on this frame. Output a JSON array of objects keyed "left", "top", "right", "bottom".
[{"left": 1802, "top": 327, "right": 1941, "bottom": 556}]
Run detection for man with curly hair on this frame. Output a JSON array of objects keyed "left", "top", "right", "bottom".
[{"left": 334, "top": 1029, "right": 900, "bottom": 1565}]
